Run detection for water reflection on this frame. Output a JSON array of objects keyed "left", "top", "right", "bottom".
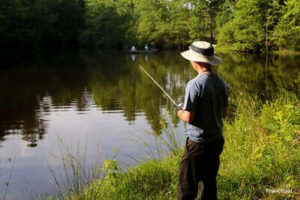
[
  {"left": 218, "top": 54, "right": 299, "bottom": 96},
  {"left": 131, "top": 54, "right": 136, "bottom": 61},
  {"left": 0, "top": 58, "right": 92, "bottom": 146},
  {"left": 0, "top": 52, "right": 299, "bottom": 147}
]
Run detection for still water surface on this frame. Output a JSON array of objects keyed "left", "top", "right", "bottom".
[{"left": 0, "top": 52, "right": 299, "bottom": 199}]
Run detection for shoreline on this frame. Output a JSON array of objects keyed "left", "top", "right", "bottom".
[
  {"left": 51, "top": 90, "right": 299, "bottom": 200},
  {"left": 215, "top": 46, "right": 300, "bottom": 56}
]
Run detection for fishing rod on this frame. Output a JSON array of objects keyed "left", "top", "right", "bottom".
[{"left": 139, "top": 65, "right": 181, "bottom": 108}]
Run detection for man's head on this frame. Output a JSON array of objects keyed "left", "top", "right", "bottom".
[{"left": 181, "top": 41, "right": 222, "bottom": 66}]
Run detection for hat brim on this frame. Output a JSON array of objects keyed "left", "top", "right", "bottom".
[{"left": 181, "top": 49, "right": 222, "bottom": 66}]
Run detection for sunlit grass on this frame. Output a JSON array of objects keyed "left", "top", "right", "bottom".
[{"left": 218, "top": 90, "right": 299, "bottom": 200}]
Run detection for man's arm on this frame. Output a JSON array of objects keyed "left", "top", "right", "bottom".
[
  {"left": 179, "top": 80, "right": 200, "bottom": 123},
  {"left": 177, "top": 109, "right": 195, "bottom": 123}
]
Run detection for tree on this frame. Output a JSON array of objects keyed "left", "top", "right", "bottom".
[
  {"left": 0, "top": 0, "right": 37, "bottom": 51},
  {"left": 190, "top": 0, "right": 226, "bottom": 42},
  {"left": 135, "top": 0, "right": 191, "bottom": 48},
  {"left": 273, "top": 0, "right": 300, "bottom": 50},
  {"left": 81, "top": 0, "right": 134, "bottom": 49},
  {"left": 217, "top": 0, "right": 273, "bottom": 52},
  {"left": 217, "top": 0, "right": 299, "bottom": 52}
]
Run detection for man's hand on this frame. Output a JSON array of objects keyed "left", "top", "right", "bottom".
[
  {"left": 177, "top": 103, "right": 183, "bottom": 109},
  {"left": 177, "top": 109, "right": 195, "bottom": 123}
]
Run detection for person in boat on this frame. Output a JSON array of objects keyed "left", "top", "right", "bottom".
[
  {"left": 177, "top": 41, "right": 228, "bottom": 200},
  {"left": 144, "top": 44, "right": 149, "bottom": 51},
  {"left": 130, "top": 45, "right": 136, "bottom": 52}
]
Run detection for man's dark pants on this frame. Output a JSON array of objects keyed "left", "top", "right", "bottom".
[{"left": 177, "top": 137, "right": 224, "bottom": 200}]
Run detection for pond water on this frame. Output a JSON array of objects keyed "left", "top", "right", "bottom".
[{"left": 0, "top": 52, "right": 299, "bottom": 199}]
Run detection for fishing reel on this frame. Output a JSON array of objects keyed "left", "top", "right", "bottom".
[{"left": 177, "top": 103, "right": 183, "bottom": 109}]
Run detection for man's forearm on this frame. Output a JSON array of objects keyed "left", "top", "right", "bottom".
[{"left": 178, "top": 109, "right": 195, "bottom": 123}]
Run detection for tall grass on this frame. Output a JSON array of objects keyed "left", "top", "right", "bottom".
[
  {"left": 47, "top": 112, "right": 183, "bottom": 200},
  {"left": 142, "top": 110, "right": 183, "bottom": 159},
  {"left": 45, "top": 138, "right": 104, "bottom": 200},
  {"left": 0, "top": 157, "right": 15, "bottom": 200},
  {"left": 218, "top": 90, "right": 299, "bottom": 200},
  {"left": 158, "top": 112, "right": 182, "bottom": 156},
  {"left": 50, "top": 89, "right": 299, "bottom": 200}
]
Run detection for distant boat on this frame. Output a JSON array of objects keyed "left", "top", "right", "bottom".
[{"left": 128, "top": 49, "right": 158, "bottom": 54}]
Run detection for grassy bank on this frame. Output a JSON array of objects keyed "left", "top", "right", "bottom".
[
  {"left": 272, "top": 50, "right": 300, "bottom": 56},
  {"left": 51, "top": 90, "right": 299, "bottom": 200}
]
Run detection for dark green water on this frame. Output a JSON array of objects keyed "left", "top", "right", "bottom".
[{"left": 0, "top": 52, "right": 299, "bottom": 199}]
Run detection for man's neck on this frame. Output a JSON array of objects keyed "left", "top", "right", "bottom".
[{"left": 197, "top": 68, "right": 211, "bottom": 74}]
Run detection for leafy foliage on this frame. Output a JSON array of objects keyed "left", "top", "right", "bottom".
[
  {"left": 273, "top": 0, "right": 300, "bottom": 51},
  {"left": 217, "top": 0, "right": 300, "bottom": 52},
  {"left": 0, "top": 0, "right": 299, "bottom": 52}
]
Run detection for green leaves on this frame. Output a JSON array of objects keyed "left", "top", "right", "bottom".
[
  {"left": 273, "top": 0, "right": 300, "bottom": 50},
  {"left": 217, "top": 0, "right": 299, "bottom": 52},
  {"left": 0, "top": 0, "right": 298, "bottom": 52}
]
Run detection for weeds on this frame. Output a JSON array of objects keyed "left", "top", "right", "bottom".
[
  {"left": 218, "top": 90, "right": 299, "bottom": 200},
  {"left": 142, "top": 110, "right": 183, "bottom": 160},
  {"left": 44, "top": 137, "right": 104, "bottom": 200},
  {"left": 0, "top": 157, "right": 15, "bottom": 200},
  {"left": 158, "top": 111, "right": 182, "bottom": 156}
]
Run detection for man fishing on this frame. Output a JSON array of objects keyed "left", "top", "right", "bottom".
[{"left": 177, "top": 41, "right": 228, "bottom": 200}]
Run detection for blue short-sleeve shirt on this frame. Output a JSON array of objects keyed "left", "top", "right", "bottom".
[{"left": 183, "top": 72, "right": 228, "bottom": 143}]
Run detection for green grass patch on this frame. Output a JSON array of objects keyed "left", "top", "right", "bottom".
[{"left": 272, "top": 49, "right": 300, "bottom": 56}]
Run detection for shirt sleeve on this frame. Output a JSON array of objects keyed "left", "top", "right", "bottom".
[{"left": 182, "top": 81, "right": 200, "bottom": 111}]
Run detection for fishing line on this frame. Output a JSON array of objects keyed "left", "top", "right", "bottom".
[{"left": 139, "top": 65, "right": 179, "bottom": 108}]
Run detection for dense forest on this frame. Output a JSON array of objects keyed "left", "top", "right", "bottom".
[{"left": 0, "top": 0, "right": 299, "bottom": 53}]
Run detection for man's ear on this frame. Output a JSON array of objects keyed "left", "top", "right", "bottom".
[{"left": 190, "top": 61, "right": 199, "bottom": 70}]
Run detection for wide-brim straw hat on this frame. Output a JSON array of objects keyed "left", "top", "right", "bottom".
[{"left": 181, "top": 41, "right": 222, "bottom": 66}]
